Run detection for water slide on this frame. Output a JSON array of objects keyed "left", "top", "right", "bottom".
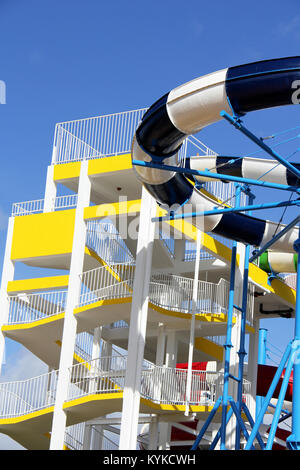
[{"left": 131, "top": 57, "right": 300, "bottom": 272}]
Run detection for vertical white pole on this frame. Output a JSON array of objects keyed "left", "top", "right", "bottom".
[
  {"left": 156, "top": 323, "right": 166, "bottom": 366},
  {"left": 165, "top": 331, "right": 178, "bottom": 368},
  {"left": 159, "top": 330, "right": 178, "bottom": 450},
  {"left": 148, "top": 416, "right": 159, "bottom": 450},
  {"left": 50, "top": 160, "right": 91, "bottom": 450},
  {"left": 185, "top": 229, "right": 202, "bottom": 416},
  {"left": 119, "top": 187, "right": 156, "bottom": 450},
  {"left": 92, "top": 326, "right": 102, "bottom": 360},
  {"left": 83, "top": 425, "right": 92, "bottom": 450},
  {"left": 44, "top": 165, "right": 57, "bottom": 212},
  {"left": 0, "top": 217, "right": 15, "bottom": 374}
]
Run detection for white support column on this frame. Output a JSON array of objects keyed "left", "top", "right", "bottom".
[
  {"left": 92, "top": 326, "right": 102, "bottom": 360},
  {"left": 185, "top": 229, "right": 202, "bottom": 416},
  {"left": 165, "top": 330, "right": 178, "bottom": 368},
  {"left": 83, "top": 424, "right": 92, "bottom": 450},
  {"left": 155, "top": 323, "right": 166, "bottom": 366},
  {"left": 49, "top": 160, "right": 91, "bottom": 450},
  {"left": 148, "top": 416, "right": 159, "bottom": 450},
  {"left": 43, "top": 165, "right": 57, "bottom": 212},
  {"left": 0, "top": 217, "right": 15, "bottom": 375},
  {"left": 159, "top": 330, "right": 178, "bottom": 450},
  {"left": 119, "top": 187, "right": 156, "bottom": 450}
]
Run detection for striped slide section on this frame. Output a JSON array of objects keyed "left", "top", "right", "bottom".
[{"left": 132, "top": 57, "right": 300, "bottom": 260}]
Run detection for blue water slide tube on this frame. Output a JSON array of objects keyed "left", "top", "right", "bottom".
[{"left": 131, "top": 57, "right": 300, "bottom": 254}]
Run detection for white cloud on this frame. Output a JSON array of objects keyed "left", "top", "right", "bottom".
[{"left": 277, "top": 15, "right": 300, "bottom": 37}]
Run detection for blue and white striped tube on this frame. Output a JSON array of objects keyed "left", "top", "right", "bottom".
[
  {"left": 132, "top": 57, "right": 300, "bottom": 252},
  {"left": 186, "top": 156, "right": 300, "bottom": 187}
]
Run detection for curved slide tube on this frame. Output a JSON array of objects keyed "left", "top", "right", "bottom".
[
  {"left": 132, "top": 57, "right": 300, "bottom": 265},
  {"left": 259, "top": 250, "right": 298, "bottom": 274}
]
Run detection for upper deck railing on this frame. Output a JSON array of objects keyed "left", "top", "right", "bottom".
[
  {"left": 51, "top": 108, "right": 216, "bottom": 165},
  {"left": 52, "top": 108, "right": 147, "bottom": 164}
]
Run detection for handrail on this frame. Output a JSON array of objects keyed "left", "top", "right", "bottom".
[
  {"left": 7, "top": 290, "right": 68, "bottom": 324},
  {"left": 0, "top": 369, "right": 58, "bottom": 418},
  {"left": 11, "top": 194, "right": 78, "bottom": 216},
  {"left": 0, "top": 356, "right": 251, "bottom": 419}
]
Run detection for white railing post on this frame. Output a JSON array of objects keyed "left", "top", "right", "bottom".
[
  {"left": 119, "top": 187, "right": 156, "bottom": 450},
  {"left": 44, "top": 165, "right": 57, "bottom": 212},
  {"left": 50, "top": 160, "right": 91, "bottom": 450},
  {"left": 185, "top": 229, "right": 202, "bottom": 416}
]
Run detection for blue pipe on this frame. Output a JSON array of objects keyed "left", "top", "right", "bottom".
[
  {"left": 245, "top": 341, "right": 293, "bottom": 450},
  {"left": 132, "top": 159, "right": 300, "bottom": 194},
  {"left": 220, "top": 184, "right": 240, "bottom": 449},
  {"left": 152, "top": 199, "right": 300, "bottom": 223},
  {"left": 266, "top": 353, "right": 294, "bottom": 449},
  {"left": 221, "top": 110, "right": 300, "bottom": 182},
  {"left": 287, "top": 234, "right": 300, "bottom": 450},
  {"left": 256, "top": 328, "right": 268, "bottom": 420},
  {"left": 235, "top": 201, "right": 253, "bottom": 449}
]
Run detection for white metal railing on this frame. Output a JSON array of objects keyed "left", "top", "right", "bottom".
[
  {"left": 7, "top": 290, "right": 67, "bottom": 325},
  {"left": 51, "top": 106, "right": 220, "bottom": 165},
  {"left": 78, "top": 263, "right": 254, "bottom": 324},
  {"left": 12, "top": 198, "right": 45, "bottom": 216},
  {"left": 68, "top": 355, "right": 127, "bottom": 400},
  {"left": 11, "top": 194, "right": 78, "bottom": 216},
  {"left": 204, "top": 335, "right": 226, "bottom": 347},
  {"left": 74, "top": 332, "right": 94, "bottom": 363},
  {"left": 79, "top": 263, "right": 135, "bottom": 307},
  {"left": 54, "top": 194, "right": 78, "bottom": 210},
  {"left": 67, "top": 356, "right": 249, "bottom": 408},
  {"left": 0, "top": 369, "right": 58, "bottom": 418},
  {"left": 149, "top": 274, "right": 230, "bottom": 316},
  {"left": 0, "top": 357, "right": 251, "bottom": 419},
  {"left": 6, "top": 268, "right": 254, "bottom": 327},
  {"left": 52, "top": 108, "right": 148, "bottom": 164},
  {"left": 141, "top": 365, "right": 219, "bottom": 406},
  {"left": 86, "top": 220, "right": 135, "bottom": 265}
]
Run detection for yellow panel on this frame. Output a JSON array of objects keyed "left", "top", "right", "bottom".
[
  {"left": 84, "top": 199, "right": 141, "bottom": 220},
  {"left": 11, "top": 210, "right": 75, "bottom": 260},
  {"left": 88, "top": 154, "right": 132, "bottom": 175},
  {"left": 7, "top": 275, "right": 69, "bottom": 294},
  {"left": 194, "top": 337, "right": 224, "bottom": 362},
  {"left": 53, "top": 161, "right": 81, "bottom": 181}
]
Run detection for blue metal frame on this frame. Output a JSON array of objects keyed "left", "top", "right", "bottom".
[
  {"left": 286, "top": 234, "right": 300, "bottom": 450},
  {"left": 220, "top": 110, "right": 300, "bottom": 181},
  {"left": 134, "top": 112, "right": 300, "bottom": 450},
  {"left": 132, "top": 159, "right": 300, "bottom": 194}
]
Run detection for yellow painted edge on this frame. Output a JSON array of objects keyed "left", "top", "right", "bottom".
[
  {"left": 73, "top": 296, "right": 132, "bottom": 316},
  {"left": 88, "top": 154, "right": 132, "bottom": 175},
  {"left": 0, "top": 406, "right": 54, "bottom": 425},
  {"left": 63, "top": 392, "right": 124, "bottom": 410},
  {"left": 2, "top": 312, "right": 65, "bottom": 332},
  {"left": 194, "top": 337, "right": 224, "bottom": 361},
  {"left": 53, "top": 161, "right": 81, "bottom": 181},
  {"left": 140, "top": 397, "right": 215, "bottom": 413},
  {"left": 149, "top": 301, "right": 227, "bottom": 324},
  {"left": 7, "top": 275, "right": 69, "bottom": 294},
  {"left": 84, "top": 199, "right": 141, "bottom": 220}
]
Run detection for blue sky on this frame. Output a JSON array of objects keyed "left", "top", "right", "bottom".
[{"left": 0, "top": 0, "right": 300, "bottom": 448}]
